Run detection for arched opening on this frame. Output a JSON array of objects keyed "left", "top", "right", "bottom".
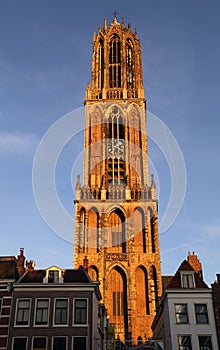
[
  {"left": 87, "top": 208, "right": 99, "bottom": 253},
  {"left": 128, "top": 106, "right": 143, "bottom": 186},
  {"left": 147, "top": 207, "right": 156, "bottom": 253},
  {"left": 79, "top": 208, "right": 86, "bottom": 253},
  {"left": 108, "top": 209, "right": 126, "bottom": 253},
  {"left": 109, "top": 34, "right": 121, "bottom": 88},
  {"left": 133, "top": 208, "right": 146, "bottom": 253},
  {"left": 97, "top": 39, "right": 104, "bottom": 91},
  {"left": 108, "top": 266, "right": 128, "bottom": 340},
  {"left": 148, "top": 207, "right": 156, "bottom": 253},
  {"left": 88, "top": 265, "right": 99, "bottom": 281},
  {"left": 107, "top": 106, "right": 125, "bottom": 186},
  {"left": 136, "top": 266, "right": 150, "bottom": 315},
  {"left": 126, "top": 39, "right": 134, "bottom": 89}
]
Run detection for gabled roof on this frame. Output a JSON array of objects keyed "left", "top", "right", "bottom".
[
  {"left": 166, "top": 260, "right": 208, "bottom": 289},
  {"left": 63, "top": 269, "right": 92, "bottom": 283},
  {"left": 162, "top": 275, "right": 173, "bottom": 291},
  {"left": 19, "top": 270, "right": 46, "bottom": 283}
]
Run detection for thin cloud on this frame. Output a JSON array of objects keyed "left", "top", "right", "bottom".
[
  {"left": 203, "top": 222, "right": 220, "bottom": 238},
  {"left": 0, "top": 132, "right": 38, "bottom": 155}
]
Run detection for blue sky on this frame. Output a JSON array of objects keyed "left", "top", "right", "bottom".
[{"left": 0, "top": 1, "right": 219, "bottom": 285}]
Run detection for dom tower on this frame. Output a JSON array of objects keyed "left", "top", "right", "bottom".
[{"left": 74, "top": 14, "right": 162, "bottom": 343}]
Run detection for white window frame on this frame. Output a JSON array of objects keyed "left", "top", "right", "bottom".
[
  {"left": 180, "top": 271, "right": 195, "bottom": 288},
  {"left": 32, "top": 336, "right": 48, "bottom": 350},
  {"left": 73, "top": 298, "right": 88, "bottom": 326},
  {"left": 52, "top": 336, "right": 68, "bottom": 350},
  {"left": 12, "top": 337, "right": 28, "bottom": 350},
  {"left": 195, "top": 304, "right": 209, "bottom": 324},
  {"left": 53, "top": 298, "right": 69, "bottom": 326},
  {"left": 34, "top": 298, "right": 50, "bottom": 327},
  {"left": 178, "top": 335, "right": 192, "bottom": 350},
  {"left": 72, "top": 336, "right": 87, "bottom": 350},
  {"left": 198, "top": 335, "right": 213, "bottom": 350},
  {"left": 175, "top": 304, "right": 189, "bottom": 324},
  {"left": 15, "top": 298, "right": 31, "bottom": 327}
]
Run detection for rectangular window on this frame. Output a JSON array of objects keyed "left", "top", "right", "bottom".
[
  {"left": 113, "top": 291, "right": 124, "bottom": 316},
  {"left": 178, "top": 335, "right": 192, "bottom": 350},
  {"left": 0, "top": 298, "right": 2, "bottom": 316},
  {"left": 35, "top": 299, "right": 49, "bottom": 325},
  {"left": 53, "top": 337, "right": 67, "bottom": 350},
  {"left": 198, "top": 336, "right": 213, "bottom": 350},
  {"left": 175, "top": 304, "right": 188, "bottom": 323},
  {"left": 48, "top": 270, "right": 59, "bottom": 283},
  {"left": 73, "top": 337, "right": 87, "bottom": 350},
  {"left": 195, "top": 304, "right": 209, "bottom": 323},
  {"left": 16, "top": 299, "right": 30, "bottom": 326},
  {"left": 74, "top": 299, "right": 87, "bottom": 324},
  {"left": 55, "top": 299, "right": 68, "bottom": 325},
  {"left": 182, "top": 273, "right": 195, "bottom": 288},
  {"left": 13, "top": 338, "right": 27, "bottom": 350},
  {"left": 33, "top": 337, "right": 47, "bottom": 350}
]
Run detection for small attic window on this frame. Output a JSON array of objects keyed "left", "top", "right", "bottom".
[
  {"left": 48, "top": 270, "right": 59, "bottom": 283},
  {"left": 181, "top": 272, "right": 195, "bottom": 288},
  {"left": 43, "top": 267, "right": 63, "bottom": 284}
]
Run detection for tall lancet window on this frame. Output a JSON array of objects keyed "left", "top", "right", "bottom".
[
  {"left": 107, "top": 106, "right": 125, "bottom": 185},
  {"left": 126, "top": 39, "right": 134, "bottom": 89},
  {"left": 97, "top": 39, "right": 104, "bottom": 90},
  {"left": 109, "top": 35, "right": 121, "bottom": 88}
]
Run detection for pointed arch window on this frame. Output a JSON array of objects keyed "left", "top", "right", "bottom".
[
  {"left": 126, "top": 39, "right": 134, "bottom": 89},
  {"left": 136, "top": 266, "right": 150, "bottom": 315},
  {"left": 107, "top": 106, "right": 125, "bottom": 185},
  {"left": 97, "top": 39, "right": 104, "bottom": 90},
  {"left": 109, "top": 35, "right": 121, "bottom": 88},
  {"left": 108, "top": 209, "right": 126, "bottom": 253},
  {"left": 79, "top": 209, "right": 86, "bottom": 253}
]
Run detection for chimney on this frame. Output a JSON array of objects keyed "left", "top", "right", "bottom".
[
  {"left": 187, "top": 251, "right": 203, "bottom": 280},
  {"left": 17, "top": 248, "right": 25, "bottom": 276},
  {"left": 26, "top": 260, "right": 35, "bottom": 271}
]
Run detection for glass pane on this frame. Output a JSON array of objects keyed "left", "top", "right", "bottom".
[
  {"left": 176, "top": 314, "right": 188, "bottom": 323},
  {"left": 37, "top": 300, "right": 48, "bottom": 308},
  {"left": 53, "top": 337, "right": 66, "bottom": 350},
  {"left": 178, "top": 336, "right": 192, "bottom": 350},
  {"left": 33, "top": 337, "right": 46, "bottom": 349},
  {"left": 198, "top": 336, "right": 212, "bottom": 350},
  {"left": 18, "top": 300, "right": 29, "bottom": 308},
  {"left": 13, "top": 338, "right": 27, "bottom": 350},
  {"left": 175, "top": 304, "right": 187, "bottom": 313},
  {"left": 73, "top": 337, "right": 86, "bottom": 350},
  {"left": 56, "top": 300, "right": 67, "bottom": 308},
  {"left": 75, "top": 300, "right": 86, "bottom": 308}
]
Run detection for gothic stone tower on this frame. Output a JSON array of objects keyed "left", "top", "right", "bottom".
[{"left": 74, "top": 14, "right": 162, "bottom": 343}]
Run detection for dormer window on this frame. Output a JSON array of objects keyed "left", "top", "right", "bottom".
[
  {"left": 43, "top": 266, "right": 63, "bottom": 284},
  {"left": 48, "top": 270, "right": 59, "bottom": 283},
  {"left": 181, "top": 271, "right": 195, "bottom": 288}
]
